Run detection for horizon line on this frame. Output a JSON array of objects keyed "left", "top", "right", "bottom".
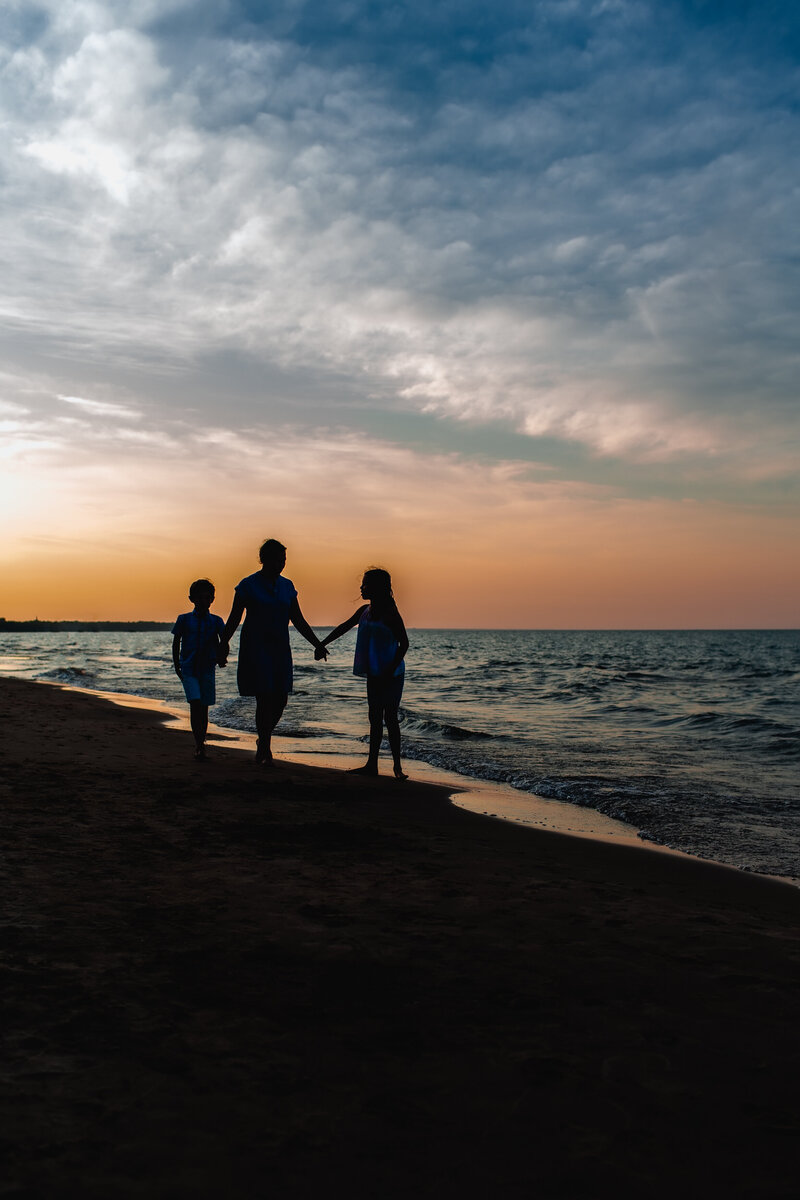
[{"left": 1, "top": 619, "right": 798, "bottom": 634}]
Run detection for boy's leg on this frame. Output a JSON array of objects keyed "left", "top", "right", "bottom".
[{"left": 189, "top": 701, "right": 209, "bottom": 757}]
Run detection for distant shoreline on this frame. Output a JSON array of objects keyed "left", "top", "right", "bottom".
[{"left": 0, "top": 619, "right": 172, "bottom": 632}]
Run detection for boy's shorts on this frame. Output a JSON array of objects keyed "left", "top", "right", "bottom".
[{"left": 182, "top": 670, "right": 216, "bottom": 705}]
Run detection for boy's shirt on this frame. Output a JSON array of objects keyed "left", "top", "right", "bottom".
[{"left": 172, "top": 611, "right": 225, "bottom": 676}]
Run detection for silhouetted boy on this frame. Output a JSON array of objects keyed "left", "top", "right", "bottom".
[{"left": 172, "top": 579, "right": 225, "bottom": 761}]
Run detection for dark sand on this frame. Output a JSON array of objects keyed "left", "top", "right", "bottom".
[{"left": 1, "top": 676, "right": 798, "bottom": 1198}]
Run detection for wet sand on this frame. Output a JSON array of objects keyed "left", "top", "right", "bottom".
[{"left": 1, "top": 676, "right": 798, "bottom": 1198}]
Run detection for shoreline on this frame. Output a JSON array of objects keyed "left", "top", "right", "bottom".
[
  {"left": 55, "top": 678, "right": 798, "bottom": 886},
  {"left": 1, "top": 625, "right": 796, "bottom": 882},
  {"left": 2, "top": 675, "right": 799, "bottom": 1197}
]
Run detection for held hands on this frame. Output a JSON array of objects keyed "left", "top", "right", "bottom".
[
  {"left": 217, "top": 642, "right": 229, "bottom": 668},
  {"left": 314, "top": 644, "right": 328, "bottom": 661}
]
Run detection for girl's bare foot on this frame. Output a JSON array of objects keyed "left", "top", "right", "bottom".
[
  {"left": 255, "top": 739, "right": 272, "bottom": 764},
  {"left": 194, "top": 746, "right": 207, "bottom": 761},
  {"left": 393, "top": 766, "right": 407, "bottom": 780}
]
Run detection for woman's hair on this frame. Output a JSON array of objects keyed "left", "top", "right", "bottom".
[
  {"left": 188, "top": 578, "right": 215, "bottom": 599},
  {"left": 259, "top": 538, "right": 287, "bottom": 565}
]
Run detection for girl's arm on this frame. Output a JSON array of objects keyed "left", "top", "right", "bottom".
[
  {"left": 321, "top": 606, "right": 367, "bottom": 648},
  {"left": 289, "top": 597, "right": 328, "bottom": 659},
  {"left": 385, "top": 609, "right": 409, "bottom": 676}
]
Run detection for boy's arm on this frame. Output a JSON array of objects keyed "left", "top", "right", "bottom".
[
  {"left": 172, "top": 632, "right": 182, "bottom": 677},
  {"left": 289, "top": 598, "right": 328, "bottom": 659}
]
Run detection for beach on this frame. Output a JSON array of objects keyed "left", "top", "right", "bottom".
[{"left": 2, "top": 676, "right": 798, "bottom": 1198}]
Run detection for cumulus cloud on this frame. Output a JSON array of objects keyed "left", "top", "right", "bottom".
[{"left": 0, "top": 0, "right": 798, "bottom": 496}]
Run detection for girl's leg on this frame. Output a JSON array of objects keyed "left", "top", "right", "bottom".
[
  {"left": 255, "top": 691, "right": 288, "bottom": 763},
  {"left": 366, "top": 698, "right": 384, "bottom": 771},
  {"left": 385, "top": 675, "right": 406, "bottom": 778},
  {"left": 351, "top": 678, "right": 382, "bottom": 774},
  {"left": 384, "top": 705, "right": 406, "bottom": 779},
  {"left": 189, "top": 701, "right": 209, "bottom": 758}
]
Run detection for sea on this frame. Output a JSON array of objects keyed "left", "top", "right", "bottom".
[{"left": 1, "top": 628, "right": 798, "bottom": 881}]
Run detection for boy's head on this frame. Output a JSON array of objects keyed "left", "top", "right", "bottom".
[{"left": 189, "top": 579, "right": 215, "bottom": 610}]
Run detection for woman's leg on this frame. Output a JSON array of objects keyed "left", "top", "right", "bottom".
[{"left": 255, "top": 691, "right": 288, "bottom": 763}]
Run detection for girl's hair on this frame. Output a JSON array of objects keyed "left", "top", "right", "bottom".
[
  {"left": 362, "top": 567, "right": 396, "bottom": 617},
  {"left": 189, "top": 578, "right": 214, "bottom": 599},
  {"left": 363, "top": 567, "right": 393, "bottom": 596},
  {"left": 259, "top": 538, "right": 286, "bottom": 564}
]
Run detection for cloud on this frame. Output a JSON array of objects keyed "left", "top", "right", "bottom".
[
  {"left": 0, "top": 0, "right": 798, "bottom": 496},
  {"left": 58, "top": 393, "right": 141, "bottom": 418}
]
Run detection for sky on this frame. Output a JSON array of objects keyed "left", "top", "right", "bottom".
[{"left": 1, "top": 0, "right": 798, "bottom": 626}]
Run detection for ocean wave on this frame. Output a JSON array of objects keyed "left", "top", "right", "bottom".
[
  {"left": 597, "top": 703, "right": 659, "bottom": 716},
  {"left": 399, "top": 707, "right": 493, "bottom": 740},
  {"left": 540, "top": 684, "right": 603, "bottom": 701},
  {"left": 663, "top": 711, "right": 800, "bottom": 740},
  {"left": 37, "top": 666, "right": 97, "bottom": 684}
]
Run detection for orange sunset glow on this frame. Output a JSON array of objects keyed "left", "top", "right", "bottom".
[{"left": 4, "top": 436, "right": 798, "bottom": 627}]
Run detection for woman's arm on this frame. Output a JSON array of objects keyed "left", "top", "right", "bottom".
[
  {"left": 172, "top": 632, "right": 182, "bottom": 677},
  {"left": 289, "top": 598, "right": 328, "bottom": 659},
  {"left": 214, "top": 617, "right": 229, "bottom": 667},
  {"left": 221, "top": 593, "right": 245, "bottom": 645},
  {"left": 321, "top": 606, "right": 367, "bottom": 648}
]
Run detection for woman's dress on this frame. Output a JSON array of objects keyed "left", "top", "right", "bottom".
[{"left": 235, "top": 572, "right": 297, "bottom": 696}]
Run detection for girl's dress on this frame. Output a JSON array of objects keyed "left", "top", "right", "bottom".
[
  {"left": 234, "top": 572, "right": 297, "bottom": 696},
  {"left": 353, "top": 607, "right": 405, "bottom": 691}
]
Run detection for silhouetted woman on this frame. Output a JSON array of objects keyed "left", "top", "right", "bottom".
[
  {"left": 220, "top": 539, "right": 327, "bottom": 765},
  {"left": 318, "top": 568, "right": 409, "bottom": 779}
]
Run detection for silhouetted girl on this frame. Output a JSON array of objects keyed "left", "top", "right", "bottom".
[
  {"left": 220, "top": 539, "right": 327, "bottom": 765},
  {"left": 318, "top": 568, "right": 409, "bottom": 779}
]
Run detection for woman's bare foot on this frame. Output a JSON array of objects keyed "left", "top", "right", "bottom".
[
  {"left": 393, "top": 766, "right": 407, "bottom": 780},
  {"left": 349, "top": 764, "right": 379, "bottom": 776},
  {"left": 255, "top": 739, "right": 272, "bottom": 765},
  {"left": 194, "top": 746, "right": 207, "bottom": 761}
]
